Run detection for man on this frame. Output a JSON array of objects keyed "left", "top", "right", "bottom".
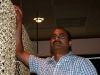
[{"left": 15, "top": 6, "right": 98, "bottom": 75}]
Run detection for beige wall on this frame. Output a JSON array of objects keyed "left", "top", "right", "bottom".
[{"left": 32, "top": 38, "right": 100, "bottom": 56}]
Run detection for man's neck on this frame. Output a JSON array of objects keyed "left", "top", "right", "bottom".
[{"left": 54, "top": 51, "right": 69, "bottom": 62}]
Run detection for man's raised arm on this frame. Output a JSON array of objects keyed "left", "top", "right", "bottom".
[{"left": 15, "top": 5, "right": 30, "bottom": 68}]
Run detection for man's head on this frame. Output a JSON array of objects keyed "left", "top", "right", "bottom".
[{"left": 50, "top": 28, "right": 72, "bottom": 55}]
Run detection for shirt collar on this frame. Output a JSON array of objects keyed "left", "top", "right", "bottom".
[{"left": 46, "top": 51, "right": 73, "bottom": 62}]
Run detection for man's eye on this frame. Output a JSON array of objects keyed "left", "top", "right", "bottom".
[
  {"left": 51, "top": 35, "right": 56, "bottom": 38},
  {"left": 59, "top": 35, "right": 65, "bottom": 38}
]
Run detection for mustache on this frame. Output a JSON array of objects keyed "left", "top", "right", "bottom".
[{"left": 53, "top": 40, "right": 62, "bottom": 44}]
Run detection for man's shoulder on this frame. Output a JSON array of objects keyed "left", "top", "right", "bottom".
[{"left": 67, "top": 53, "right": 90, "bottom": 63}]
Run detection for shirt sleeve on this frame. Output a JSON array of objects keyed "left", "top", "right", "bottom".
[
  {"left": 29, "top": 55, "right": 38, "bottom": 73},
  {"left": 29, "top": 55, "right": 44, "bottom": 73},
  {"left": 80, "top": 58, "right": 98, "bottom": 75}
]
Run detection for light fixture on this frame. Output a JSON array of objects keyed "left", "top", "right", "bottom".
[
  {"left": 33, "top": 17, "right": 44, "bottom": 23},
  {"left": 33, "top": 17, "right": 44, "bottom": 53}
]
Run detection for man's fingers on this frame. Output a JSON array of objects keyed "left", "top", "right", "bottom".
[{"left": 13, "top": 5, "right": 23, "bottom": 16}]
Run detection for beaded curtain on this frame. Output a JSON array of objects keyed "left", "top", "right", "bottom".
[{"left": 0, "top": 0, "right": 37, "bottom": 75}]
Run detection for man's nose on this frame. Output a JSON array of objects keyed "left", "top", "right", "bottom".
[{"left": 55, "top": 35, "right": 60, "bottom": 40}]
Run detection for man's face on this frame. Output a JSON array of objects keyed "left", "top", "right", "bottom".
[{"left": 50, "top": 29, "right": 71, "bottom": 51}]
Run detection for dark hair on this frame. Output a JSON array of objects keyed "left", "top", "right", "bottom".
[{"left": 66, "top": 30, "right": 71, "bottom": 41}]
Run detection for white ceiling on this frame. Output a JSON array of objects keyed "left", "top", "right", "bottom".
[{"left": 12, "top": 0, "right": 100, "bottom": 41}]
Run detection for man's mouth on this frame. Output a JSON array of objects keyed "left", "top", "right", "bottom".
[{"left": 53, "top": 41, "right": 62, "bottom": 45}]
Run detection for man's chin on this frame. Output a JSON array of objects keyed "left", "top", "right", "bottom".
[{"left": 52, "top": 47, "right": 61, "bottom": 50}]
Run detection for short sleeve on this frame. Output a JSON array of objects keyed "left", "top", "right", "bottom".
[
  {"left": 80, "top": 58, "right": 98, "bottom": 75},
  {"left": 29, "top": 55, "right": 39, "bottom": 73}
]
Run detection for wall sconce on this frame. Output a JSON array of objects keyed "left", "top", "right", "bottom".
[{"left": 33, "top": 17, "right": 44, "bottom": 23}]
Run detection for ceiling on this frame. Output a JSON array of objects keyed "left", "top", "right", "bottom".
[{"left": 12, "top": 0, "right": 100, "bottom": 41}]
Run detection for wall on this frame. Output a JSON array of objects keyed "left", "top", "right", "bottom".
[{"left": 32, "top": 38, "right": 100, "bottom": 56}]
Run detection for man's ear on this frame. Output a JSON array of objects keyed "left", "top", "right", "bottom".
[{"left": 69, "top": 41, "right": 72, "bottom": 46}]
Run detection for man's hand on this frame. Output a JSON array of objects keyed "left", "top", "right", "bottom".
[{"left": 14, "top": 5, "right": 23, "bottom": 25}]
